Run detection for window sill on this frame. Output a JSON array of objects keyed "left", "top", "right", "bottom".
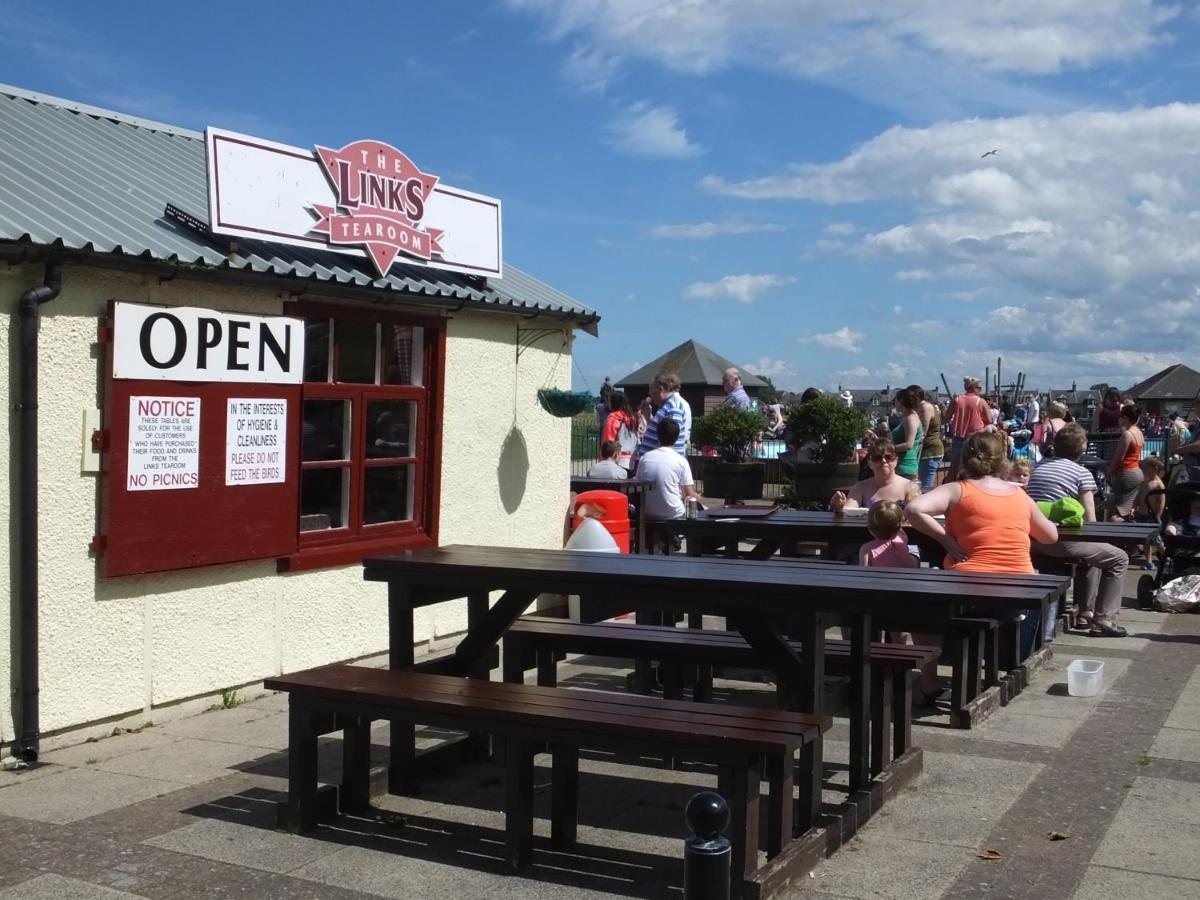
[{"left": 279, "top": 533, "right": 436, "bottom": 573}]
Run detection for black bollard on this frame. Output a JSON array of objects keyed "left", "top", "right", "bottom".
[{"left": 683, "top": 791, "right": 731, "bottom": 900}]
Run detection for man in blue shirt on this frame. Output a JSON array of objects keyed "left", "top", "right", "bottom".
[
  {"left": 721, "top": 367, "right": 753, "bottom": 410},
  {"left": 636, "top": 372, "right": 692, "bottom": 461}
]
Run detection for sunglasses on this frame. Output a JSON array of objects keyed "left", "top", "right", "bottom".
[{"left": 870, "top": 453, "right": 897, "bottom": 463}]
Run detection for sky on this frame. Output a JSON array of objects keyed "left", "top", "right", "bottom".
[{"left": 3, "top": 0, "right": 1200, "bottom": 395}]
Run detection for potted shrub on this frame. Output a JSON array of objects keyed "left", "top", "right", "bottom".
[
  {"left": 691, "top": 404, "right": 767, "bottom": 501},
  {"left": 782, "top": 395, "right": 868, "bottom": 502}
]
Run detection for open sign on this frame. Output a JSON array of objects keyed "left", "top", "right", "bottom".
[{"left": 113, "top": 302, "right": 304, "bottom": 384}]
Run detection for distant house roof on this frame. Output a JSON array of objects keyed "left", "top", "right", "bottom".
[
  {"left": 0, "top": 83, "right": 599, "bottom": 333},
  {"left": 615, "top": 340, "right": 767, "bottom": 389},
  {"left": 1126, "top": 364, "right": 1200, "bottom": 402}
]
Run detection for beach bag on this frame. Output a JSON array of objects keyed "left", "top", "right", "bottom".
[{"left": 1155, "top": 574, "right": 1200, "bottom": 613}]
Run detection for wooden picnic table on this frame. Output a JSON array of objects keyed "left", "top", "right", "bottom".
[
  {"left": 570, "top": 476, "right": 653, "bottom": 553},
  {"left": 362, "top": 544, "right": 1066, "bottom": 838},
  {"left": 656, "top": 507, "right": 1160, "bottom": 564}
]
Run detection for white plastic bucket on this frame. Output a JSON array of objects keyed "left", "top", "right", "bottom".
[
  {"left": 565, "top": 518, "right": 619, "bottom": 620},
  {"left": 1066, "top": 659, "right": 1104, "bottom": 697}
]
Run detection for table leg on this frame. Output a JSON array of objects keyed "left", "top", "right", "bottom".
[
  {"left": 848, "top": 612, "right": 871, "bottom": 792},
  {"left": 746, "top": 538, "right": 783, "bottom": 561},
  {"left": 387, "top": 582, "right": 417, "bottom": 795},
  {"left": 452, "top": 589, "right": 537, "bottom": 674},
  {"left": 466, "top": 591, "right": 491, "bottom": 759}
]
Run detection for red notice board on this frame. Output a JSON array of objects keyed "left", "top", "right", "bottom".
[{"left": 99, "top": 306, "right": 303, "bottom": 577}]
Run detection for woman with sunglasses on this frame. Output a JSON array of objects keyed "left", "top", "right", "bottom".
[{"left": 830, "top": 438, "right": 912, "bottom": 512}]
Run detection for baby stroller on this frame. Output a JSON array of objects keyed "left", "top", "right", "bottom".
[{"left": 1136, "top": 483, "right": 1200, "bottom": 608}]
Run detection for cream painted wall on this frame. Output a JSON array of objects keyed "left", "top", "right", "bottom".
[{"left": 0, "top": 263, "right": 573, "bottom": 744}]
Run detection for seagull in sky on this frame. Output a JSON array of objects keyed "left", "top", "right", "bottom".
[{"left": 980, "top": 149, "right": 1000, "bottom": 158}]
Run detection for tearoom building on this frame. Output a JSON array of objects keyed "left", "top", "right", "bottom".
[{"left": 0, "top": 83, "right": 600, "bottom": 761}]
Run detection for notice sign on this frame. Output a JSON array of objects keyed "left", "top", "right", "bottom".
[
  {"left": 225, "top": 398, "right": 287, "bottom": 486},
  {"left": 127, "top": 396, "right": 201, "bottom": 491}
]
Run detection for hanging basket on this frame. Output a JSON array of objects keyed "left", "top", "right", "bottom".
[{"left": 537, "top": 388, "right": 595, "bottom": 418}]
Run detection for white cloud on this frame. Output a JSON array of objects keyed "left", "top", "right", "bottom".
[
  {"left": 608, "top": 102, "right": 702, "bottom": 159},
  {"left": 837, "top": 365, "right": 871, "bottom": 382},
  {"left": 742, "top": 356, "right": 801, "bottom": 389},
  {"left": 682, "top": 273, "right": 795, "bottom": 304},
  {"left": 802, "top": 326, "right": 865, "bottom": 353},
  {"left": 892, "top": 304, "right": 904, "bottom": 317},
  {"left": 825, "top": 221, "right": 856, "bottom": 236},
  {"left": 650, "top": 219, "right": 785, "bottom": 239},
  {"left": 561, "top": 42, "right": 620, "bottom": 93},
  {"left": 702, "top": 103, "right": 1200, "bottom": 379},
  {"left": 508, "top": 2, "right": 1175, "bottom": 80}
]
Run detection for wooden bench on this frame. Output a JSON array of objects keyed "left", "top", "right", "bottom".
[
  {"left": 264, "top": 664, "right": 828, "bottom": 894},
  {"left": 503, "top": 619, "right": 935, "bottom": 776}
]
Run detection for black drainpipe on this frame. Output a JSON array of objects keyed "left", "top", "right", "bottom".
[{"left": 14, "top": 263, "right": 62, "bottom": 763}]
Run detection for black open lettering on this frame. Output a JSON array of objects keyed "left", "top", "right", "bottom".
[
  {"left": 139, "top": 313, "right": 186, "bottom": 370},
  {"left": 227, "top": 320, "right": 250, "bottom": 371},
  {"left": 197, "top": 317, "right": 222, "bottom": 369},
  {"left": 258, "top": 322, "right": 292, "bottom": 373}
]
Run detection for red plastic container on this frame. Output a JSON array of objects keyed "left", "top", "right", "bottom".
[{"left": 571, "top": 490, "right": 630, "bottom": 553}]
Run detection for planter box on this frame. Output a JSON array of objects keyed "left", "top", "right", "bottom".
[
  {"left": 701, "top": 459, "right": 765, "bottom": 501},
  {"left": 789, "top": 461, "right": 861, "bottom": 503}
]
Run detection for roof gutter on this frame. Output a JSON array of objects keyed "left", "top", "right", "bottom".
[
  {"left": 13, "top": 262, "right": 63, "bottom": 763},
  {"left": 0, "top": 243, "right": 602, "bottom": 335}
]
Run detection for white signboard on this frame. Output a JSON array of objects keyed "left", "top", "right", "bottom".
[
  {"left": 113, "top": 302, "right": 304, "bottom": 384},
  {"left": 127, "top": 396, "right": 201, "bottom": 491},
  {"left": 205, "top": 126, "right": 502, "bottom": 279},
  {"left": 225, "top": 398, "right": 287, "bottom": 486}
]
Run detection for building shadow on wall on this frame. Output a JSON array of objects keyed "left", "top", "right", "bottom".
[{"left": 497, "top": 424, "right": 528, "bottom": 514}]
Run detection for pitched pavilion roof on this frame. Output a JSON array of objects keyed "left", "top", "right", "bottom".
[
  {"left": 0, "top": 83, "right": 599, "bottom": 333},
  {"left": 1125, "top": 363, "right": 1200, "bottom": 402},
  {"left": 615, "top": 339, "right": 768, "bottom": 389}
]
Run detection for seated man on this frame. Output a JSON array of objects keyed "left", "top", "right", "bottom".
[
  {"left": 587, "top": 440, "right": 628, "bottom": 479},
  {"left": 638, "top": 418, "right": 701, "bottom": 552},
  {"left": 1026, "top": 423, "right": 1129, "bottom": 637}
]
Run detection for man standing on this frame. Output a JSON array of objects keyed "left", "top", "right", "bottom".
[
  {"left": 1024, "top": 393, "right": 1041, "bottom": 429},
  {"left": 1026, "top": 423, "right": 1129, "bottom": 637},
  {"left": 639, "top": 418, "right": 701, "bottom": 549},
  {"left": 721, "top": 367, "right": 753, "bottom": 410},
  {"left": 636, "top": 372, "right": 692, "bottom": 459}
]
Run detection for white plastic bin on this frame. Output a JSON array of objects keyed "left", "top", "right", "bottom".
[
  {"left": 1066, "top": 659, "right": 1104, "bottom": 697},
  {"left": 564, "top": 518, "right": 620, "bottom": 621}
]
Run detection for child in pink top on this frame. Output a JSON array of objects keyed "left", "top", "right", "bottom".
[{"left": 859, "top": 501, "right": 918, "bottom": 568}]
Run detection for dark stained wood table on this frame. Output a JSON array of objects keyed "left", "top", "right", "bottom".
[
  {"left": 570, "top": 476, "right": 653, "bottom": 553},
  {"left": 656, "top": 507, "right": 1161, "bottom": 563},
  {"left": 363, "top": 544, "right": 1066, "bottom": 837}
]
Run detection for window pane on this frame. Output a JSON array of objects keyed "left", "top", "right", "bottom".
[
  {"left": 302, "top": 399, "right": 349, "bottom": 461},
  {"left": 300, "top": 468, "right": 349, "bottom": 531},
  {"left": 304, "top": 319, "right": 331, "bottom": 382},
  {"left": 363, "top": 465, "right": 413, "bottom": 525},
  {"left": 336, "top": 320, "right": 377, "bottom": 383},
  {"left": 366, "top": 400, "right": 415, "bottom": 458},
  {"left": 381, "top": 325, "right": 423, "bottom": 385}
]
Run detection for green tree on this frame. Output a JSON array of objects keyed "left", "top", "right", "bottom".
[{"left": 755, "top": 375, "right": 780, "bottom": 404}]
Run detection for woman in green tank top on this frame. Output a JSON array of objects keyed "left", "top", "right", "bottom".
[{"left": 887, "top": 387, "right": 924, "bottom": 478}]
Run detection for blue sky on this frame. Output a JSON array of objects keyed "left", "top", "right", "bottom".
[{"left": 4, "top": 1, "right": 1200, "bottom": 394}]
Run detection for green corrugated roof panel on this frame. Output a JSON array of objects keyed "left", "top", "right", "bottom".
[
  {"left": 0, "top": 84, "right": 598, "bottom": 330},
  {"left": 615, "top": 339, "right": 768, "bottom": 389}
]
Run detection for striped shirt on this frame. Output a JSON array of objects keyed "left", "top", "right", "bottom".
[
  {"left": 637, "top": 392, "right": 692, "bottom": 456},
  {"left": 1026, "top": 458, "right": 1097, "bottom": 503}
]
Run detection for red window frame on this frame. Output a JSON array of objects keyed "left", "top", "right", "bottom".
[{"left": 281, "top": 302, "right": 445, "bottom": 572}]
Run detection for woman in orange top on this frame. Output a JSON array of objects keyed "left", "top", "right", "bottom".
[
  {"left": 904, "top": 431, "right": 1058, "bottom": 702},
  {"left": 1106, "top": 404, "right": 1145, "bottom": 520},
  {"left": 599, "top": 391, "right": 639, "bottom": 472}
]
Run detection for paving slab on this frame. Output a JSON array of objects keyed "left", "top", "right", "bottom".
[
  {"left": 0, "top": 761, "right": 68, "bottom": 790},
  {"left": 0, "top": 873, "right": 146, "bottom": 899},
  {"left": 907, "top": 751, "right": 1043, "bottom": 801},
  {"left": 0, "top": 767, "right": 184, "bottom": 824},
  {"left": 97, "top": 736, "right": 272, "bottom": 784},
  {"left": 806, "top": 832, "right": 974, "bottom": 900},
  {"left": 1052, "top": 620, "right": 1163, "bottom": 653},
  {"left": 1163, "top": 665, "right": 1200, "bottom": 731},
  {"left": 1071, "top": 864, "right": 1200, "bottom": 899},
  {"left": 1090, "top": 777, "right": 1200, "bottom": 881},
  {"left": 159, "top": 703, "right": 282, "bottom": 739},
  {"left": 38, "top": 729, "right": 181, "bottom": 768},
  {"left": 1000, "top": 656, "right": 1132, "bottom": 721},
  {"left": 1149, "top": 726, "right": 1200, "bottom": 763},
  {"left": 142, "top": 817, "right": 346, "bottom": 874}
]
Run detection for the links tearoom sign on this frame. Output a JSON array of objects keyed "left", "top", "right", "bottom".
[{"left": 205, "top": 127, "right": 502, "bottom": 278}]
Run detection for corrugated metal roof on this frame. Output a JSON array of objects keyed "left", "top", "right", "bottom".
[
  {"left": 615, "top": 339, "right": 768, "bottom": 389},
  {"left": 0, "top": 84, "right": 598, "bottom": 331}
]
